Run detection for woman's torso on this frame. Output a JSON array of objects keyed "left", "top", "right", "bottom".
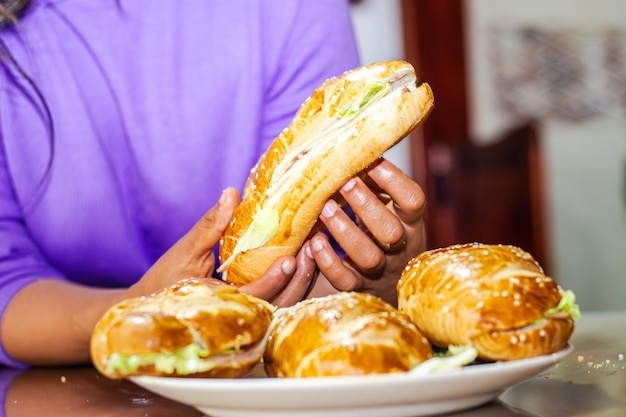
[{"left": 0, "top": 0, "right": 359, "bottom": 286}]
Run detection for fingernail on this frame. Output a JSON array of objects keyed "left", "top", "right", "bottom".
[
  {"left": 218, "top": 189, "right": 228, "bottom": 206},
  {"left": 311, "top": 238, "right": 324, "bottom": 252},
  {"left": 305, "top": 243, "right": 314, "bottom": 259},
  {"left": 321, "top": 200, "right": 337, "bottom": 218},
  {"left": 341, "top": 177, "right": 357, "bottom": 192},
  {"left": 281, "top": 259, "right": 296, "bottom": 274}
]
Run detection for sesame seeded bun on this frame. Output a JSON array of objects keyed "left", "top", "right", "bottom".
[
  {"left": 263, "top": 292, "right": 434, "bottom": 377},
  {"left": 397, "top": 243, "right": 576, "bottom": 361},
  {"left": 90, "top": 278, "right": 275, "bottom": 379}
]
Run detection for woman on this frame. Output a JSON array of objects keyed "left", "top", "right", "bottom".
[{"left": 0, "top": 0, "right": 427, "bottom": 367}]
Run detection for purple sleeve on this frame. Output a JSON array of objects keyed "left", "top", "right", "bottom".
[{"left": 0, "top": 144, "right": 63, "bottom": 368}]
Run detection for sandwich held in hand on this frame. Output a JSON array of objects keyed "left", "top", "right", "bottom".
[
  {"left": 263, "top": 292, "right": 435, "bottom": 377},
  {"left": 90, "top": 278, "right": 274, "bottom": 379},
  {"left": 397, "top": 243, "right": 580, "bottom": 361},
  {"left": 218, "top": 60, "right": 434, "bottom": 286}
]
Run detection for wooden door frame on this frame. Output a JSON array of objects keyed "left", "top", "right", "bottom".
[{"left": 401, "top": 0, "right": 469, "bottom": 250}]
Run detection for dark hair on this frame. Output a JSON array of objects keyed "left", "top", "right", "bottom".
[
  {"left": 0, "top": 0, "right": 30, "bottom": 26},
  {"left": 1, "top": 0, "right": 54, "bottom": 189}
]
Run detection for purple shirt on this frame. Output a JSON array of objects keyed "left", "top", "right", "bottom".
[{"left": 0, "top": 0, "right": 359, "bottom": 366}]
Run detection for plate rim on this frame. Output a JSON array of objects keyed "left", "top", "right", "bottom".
[{"left": 129, "top": 343, "right": 573, "bottom": 417}]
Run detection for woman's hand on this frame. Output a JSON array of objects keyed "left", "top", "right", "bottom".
[
  {"left": 127, "top": 187, "right": 316, "bottom": 307},
  {"left": 236, "top": 242, "right": 317, "bottom": 307},
  {"left": 307, "top": 158, "right": 427, "bottom": 305},
  {"left": 131, "top": 156, "right": 427, "bottom": 310}
]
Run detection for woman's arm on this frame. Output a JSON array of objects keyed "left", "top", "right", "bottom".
[
  {"left": 1, "top": 188, "right": 316, "bottom": 366},
  {"left": 1, "top": 279, "right": 127, "bottom": 366}
]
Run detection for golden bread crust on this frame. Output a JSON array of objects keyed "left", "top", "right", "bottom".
[
  {"left": 219, "top": 60, "right": 434, "bottom": 285},
  {"left": 263, "top": 292, "right": 433, "bottom": 377},
  {"left": 90, "top": 278, "right": 274, "bottom": 378},
  {"left": 397, "top": 243, "right": 574, "bottom": 361}
]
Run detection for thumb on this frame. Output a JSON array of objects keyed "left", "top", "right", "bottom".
[
  {"left": 184, "top": 187, "right": 240, "bottom": 253},
  {"left": 180, "top": 187, "right": 239, "bottom": 256},
  {"left": 129, "top": 188, "right": 241, "bottom": 296}
]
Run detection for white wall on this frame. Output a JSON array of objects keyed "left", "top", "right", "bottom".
[
  {"left": 542, "top": 117, "right": 626, "bottom": 311},
  {"left": 350, "top": 0, "right": 411, "bottom": 174}
]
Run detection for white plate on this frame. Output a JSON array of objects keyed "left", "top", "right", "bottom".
[{"left": 131, "top": 344, "right": 573, "bottom": 417}]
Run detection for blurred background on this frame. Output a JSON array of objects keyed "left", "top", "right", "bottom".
[{"left": 350, "top": 0, "right": 626, "bottom": 311}]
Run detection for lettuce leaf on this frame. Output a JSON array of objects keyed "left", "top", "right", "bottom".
[
  {"left": 337, "top": 80, "right": 391, "bottom": 119},
  {"left": 545, "top": 289, "right": 581, "bottom": 320},
  {"left": 231, "top": 205, "right": 279, "bottom": 255},
  {"left": 409, "top": 345, "right": 478, "bottom": 375},
  {"left": 106, "top": 343, "right": 218, "bottom": 376}
]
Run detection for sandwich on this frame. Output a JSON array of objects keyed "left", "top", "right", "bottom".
[
  {"left": 397, "top": 243, "right": 580, "bottom": 361},
  {"left": 218, "top": 60, "right": 434, "bottom": 285},
  {"left": 90, "top": 278, "right": 275, "bottom": 379},
  {"left": 263, "top": 291, "right": 434, "bottom": 377}
]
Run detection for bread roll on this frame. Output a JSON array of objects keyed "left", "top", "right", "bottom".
[
  {"left": 263, "top": 292, "right": 433, "bottom": 377},
  {"left": 219, "top": 60, "right": 434, "bottom": 285},
  {"left": 397, "top": 243, "right": 577, "bottom": 361},
  {"left": 90, "top": 278, "right": 274, "bottom": 379}
]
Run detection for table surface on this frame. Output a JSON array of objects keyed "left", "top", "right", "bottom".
[{"left": 2, "top": 310, "right": 624, "bottom": 417}]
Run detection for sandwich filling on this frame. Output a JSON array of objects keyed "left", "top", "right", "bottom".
[
  {"left": 409, "top": 345, "right": 478, "bottom": 374},
  {"left": 106, "top": 338, "right": 267, "bottom": 376},
  {"left": 544, "top": 289, "right": 580, "bottom": 320}
]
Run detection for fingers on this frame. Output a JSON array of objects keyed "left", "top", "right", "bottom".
[
  {"left": 347, "top": 159, "right": 426, "bottom": 256},
  {"left": 317, "top": 162, "right": 415, "bottom": 271},
  {"left": 309, "top": 232, "right": 362, "bottom": 291},
  {"left": 308, "top": 158, "right": 427, "bottom": 304},
  {"left": 364, "top": 159, "right": 428, "bottom": 255},
  {"left": 340, "top": 177, "right": 407, "bottom": 253},
  {"left": 186, "top": 187, "right": 240, "bottom": 253},
  {"left": 237, "top": 257, "right": 296, "bottom": 301},
  {"left": 270, "top": 243, "right": 318, "bottom": 307},
  {"left": 363, "top": 158, "right": 426, "bottom": 225},
  {"left": 319, "top": 200, "right": 386, "bottom": 274},
  {"left": 238, "top": 247, "right": 317, "bottom": 308}
]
